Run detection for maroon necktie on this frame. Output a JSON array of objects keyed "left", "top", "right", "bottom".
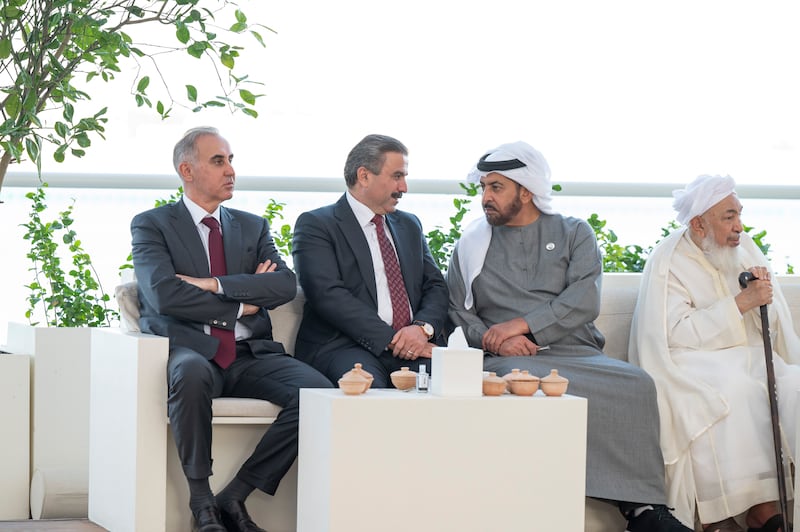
[
  {"left": 372, "top": 214, "right": 411, "bottom": 331},
  {"left": 201, "top": 217, "right": 236, "bottom": 369}
]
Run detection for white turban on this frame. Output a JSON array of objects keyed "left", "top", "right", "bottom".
[
  {"left": 672, "top": 174, "right": 737, "bottom": 225},
  {"left": 466, "top": 141, "right": 555, "bottom": 215}
]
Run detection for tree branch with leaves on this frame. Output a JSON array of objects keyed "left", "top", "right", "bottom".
[{"left": 0, "top": 0, "right": 272, "bottom": 196}]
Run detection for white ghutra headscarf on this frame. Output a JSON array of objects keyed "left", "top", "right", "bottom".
[{"left": 459, "top": 141, "right": 556, "bottom": 309}]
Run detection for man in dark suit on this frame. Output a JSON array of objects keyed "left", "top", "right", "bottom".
[
  {"left": 131, "top": 126, "right": 331, "bottom": 532},
  {"left": 292, "top": 134, "right": 449, "bottom": 387}
]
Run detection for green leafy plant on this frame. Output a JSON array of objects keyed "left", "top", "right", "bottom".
[
  {"left": 0, "top": 0, "right": 272, "bottom": 195},
  {"left": 155, "top": 186, "right": 185, "bottom": 208},
  {"left": 425, "top": 182, "right": 480, "bottom": 271},
  {"left": 587, "top": 213, "right": 650, "bottom": 273},
  {"left": 262, "top": 198, "right": 293, "bottom": 257},
  {"left": 22, "top": 184, "right": 117, "bottom": 326}
]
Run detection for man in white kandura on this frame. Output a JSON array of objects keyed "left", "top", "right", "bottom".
[{"left": 630, "top": 174, "right": 800, "bottom": 532}]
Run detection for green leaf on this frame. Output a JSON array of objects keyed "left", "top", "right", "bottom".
[
  {"left": 136, "top": 76, "right": 150, "bottom": 93},
  {"left": 176, "top": 23, "right": 190, "bottom": 44},
  {"left": 250, "top": 30, "right": 266, "bottom": 47},
  {"left": 187, "top": 42, "right": 207, "bottom": 59},
  {"left": 4, "top": 92, "right": 20, "bottom": 118},
  {"left": 235, "top": 9, "right": 247, "bottom": 23},
  {"left": 239, "top": 89, "right": 256, "bottom": 105},
  {"left": 54, "top": 121, "right": 69, "bottom": 138},
  {"left": 1, "top": 5, "right": 22, "bottom": 17},
  {"left": 25, "top": 137, "right": 39, "bottom": 163},
  {"left": 186, "top": 85, "right": 198, "bottom": 102},
  {"left": 0, "top": 38, "right": 11, "bottom": 59},
  {"left": 220, "top": 52, "right": 234, "bottom": 69},
  {"left": 63, "top": 102, "right": 75, "bottom": 122},
  {"left": 76, "top": 132, "right": 90, "bottom": 148},
  {"left": 242, "top": 108, "right": 258, "bottom": 118}
]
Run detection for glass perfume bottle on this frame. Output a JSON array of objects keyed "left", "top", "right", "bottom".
[{"left": 417, "top": 364, "right": 429, "bottom": 393}]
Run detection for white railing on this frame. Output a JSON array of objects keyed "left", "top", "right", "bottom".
[
  {"left": 6, "top": 170, "right": 800, "bottom": 198},
  {"left": 3, "top": 171, "right": 799, "bottom": 345}
]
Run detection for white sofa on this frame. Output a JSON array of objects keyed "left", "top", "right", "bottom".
[
  {"left": 89, "top": 283, "right": 304, "bottom": 532},
  {"left": 89, "top": 273, "right": 800, "bottom": 532}
]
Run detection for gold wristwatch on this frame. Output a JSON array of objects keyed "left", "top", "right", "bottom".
[{"left": 413, "top": 320, "right": 434, "bottom": 340}]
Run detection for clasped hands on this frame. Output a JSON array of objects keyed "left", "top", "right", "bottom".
[
  {"left": 482, "top": 317, "right": 546, "bottom": 357},
  {"left": 735, "top": 265, "right": 773, "bottom": 314},
  {"left": 388, "top": 325, "right": 435, "bottom": 361},
  {"left": 176, "top": 260, "right": 276, "bottom": 317}
]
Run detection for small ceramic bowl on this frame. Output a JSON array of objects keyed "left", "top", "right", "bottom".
[
  {"left": 509, "top": 378, "right": 539, "bottom": 396},
  {"left": 390, "top": 367, "right": 417, "bottom": 390},
  {"left": 352, "top": 363, "right": 374, "bottom": 393},
  {"left": 482, "top": 372, "right": 506, "bottom": 396},
  {"left": 338, "top": 377, "right": 366, "bottom": 395},
  {"left": 540, "top": 369, "right": 569, "bottom": 397}
]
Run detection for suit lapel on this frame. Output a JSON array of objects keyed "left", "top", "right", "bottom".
[
  {"left": 334, "top": 196, "right": 379, "bottom": 304},
  {"left": 169, "top": 202, "right": 211, "bottom": 276},
  {"left": 219, "top": 207, "right": 243, "bottom": 274}
]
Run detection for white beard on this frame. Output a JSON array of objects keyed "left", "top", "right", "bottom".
[{"left": 701, "top": 232, "right": 743, "bottom": 277}]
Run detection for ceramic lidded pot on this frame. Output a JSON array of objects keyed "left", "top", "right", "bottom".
[
  {"left": 338, "top": 368, "right": 369, "bottom": 395},
  {"left": 352, "top": 363, "right": 374, "bottom": 391},
  {"left": 482, "top": 372, "right": 507, "bottom": 396},
  {"left": 509, "top": 370, "right": 540, "bottom": 396},
  {"left": 390, "top": 367, "right": 417, "bottom": 390},
  {"left": 540, "top": 369, "right": 569, "bottom": 397},
  {"left": 501, "top": 368, "right": 522, "bottom": 391}
]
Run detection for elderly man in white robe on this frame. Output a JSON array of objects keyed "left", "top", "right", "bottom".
[
  {"left": 630, "top": 174, "right": 800, "bottom": 532},
  {"left": 447, "top": 141, "right": 691, "bottom": 532}
]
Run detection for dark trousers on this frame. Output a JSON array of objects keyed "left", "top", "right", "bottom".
[{"left": 167, "top": 343, "right": 332, "bottom": 495}]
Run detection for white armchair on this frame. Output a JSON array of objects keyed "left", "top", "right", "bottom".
[{"left": 88, "top": 282, "right": 305, "bottom": 532}]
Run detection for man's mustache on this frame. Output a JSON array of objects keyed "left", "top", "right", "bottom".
[{"left": 391, "top": 192, "right": 403, "bottom": 199}]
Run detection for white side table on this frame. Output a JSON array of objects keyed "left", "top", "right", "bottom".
[{"left": 298, "top": 388, "right": 588, "bottom": 532}]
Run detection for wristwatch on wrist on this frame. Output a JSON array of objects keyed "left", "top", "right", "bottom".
[{"left": 413, "top": 320, "right": 434, "bottom": 340}]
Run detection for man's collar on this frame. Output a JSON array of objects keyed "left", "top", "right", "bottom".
[
  {"left": 345, "top": 190, "right": 380, "bottom": 228},
  {"left": 183, "top": 195, "right": 221, "bottom": 226}
]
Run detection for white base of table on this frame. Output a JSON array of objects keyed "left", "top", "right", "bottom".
[{"left": 298, "top": 389, "right": 587, "bottom": 532}]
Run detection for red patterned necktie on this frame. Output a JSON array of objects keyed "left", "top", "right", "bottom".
[
  {"left": 372, "top": 214, "right": 411, "bottom": 331},
  {"left": 201, "top": 217, "right": 236, "bottom": 369}
]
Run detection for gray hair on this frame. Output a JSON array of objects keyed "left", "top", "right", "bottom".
[
  {"left": 173, "top": 126, "right": 220, "bottom": 177},
  {"left": 343, "top": 134, "right": 408, "bottom": 188}
]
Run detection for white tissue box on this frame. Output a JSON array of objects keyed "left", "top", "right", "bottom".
[{"left": 430, "top": 346, "right": 484, "bottom": 397}]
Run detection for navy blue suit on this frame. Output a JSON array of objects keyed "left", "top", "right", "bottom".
[
  {"left": 132, "top": 200, "right": 330, "bottom": 493},
  {"left": 292, "top": 194, "right": 449, "bottom": 386}
]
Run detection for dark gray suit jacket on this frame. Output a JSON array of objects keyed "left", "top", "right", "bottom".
[
  {"left": 291, "top": 194, "right": 448, "bottom": 367},
  {"left": 131, "top": 200, "right": 295, "bottom": 358}
]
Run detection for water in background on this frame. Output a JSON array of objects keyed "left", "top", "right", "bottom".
[{"left": 1, "top": 185, "right": 797, "bottom": 345}]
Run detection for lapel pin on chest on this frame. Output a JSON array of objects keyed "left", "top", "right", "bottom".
[{"left": 546, "top": 242, "right": 555, "bottom": 251}]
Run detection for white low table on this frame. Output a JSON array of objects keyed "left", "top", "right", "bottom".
[{"left": 297, "top": 388, "right": 588, "bottom": 532}]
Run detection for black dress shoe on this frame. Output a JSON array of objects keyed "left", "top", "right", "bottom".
[
  {"left": 192, "top": 504, "right": 227, "bottom": 532},
  {"left": 219, "top": 499, "right": 267, "bottom": 532}
]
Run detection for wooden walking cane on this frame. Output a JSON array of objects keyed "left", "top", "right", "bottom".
[{"left": 739, "top": 271, "right": 790, "bottom": 531}]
